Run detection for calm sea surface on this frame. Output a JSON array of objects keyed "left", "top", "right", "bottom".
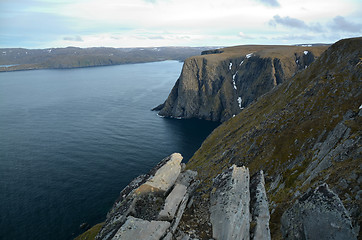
[{"left": 0, "top": 61, "right": 219, "bottom": 240}]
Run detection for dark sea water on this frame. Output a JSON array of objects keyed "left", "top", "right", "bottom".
[{"left": 0, "top": 61, "right": 219, "bottom": 240}]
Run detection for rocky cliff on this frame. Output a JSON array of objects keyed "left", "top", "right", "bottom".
[
  {"left": 76, "top": 38, "right": 360, "bottom": 240},
  {"left": 85, "top": 154, "right": 272, "bottom": 240},
  {"left": 154, "top": 45, "right": 328, "bottom": 122},
  {"left": 184, "top": 37, "right": 361, "bottom": 239}
]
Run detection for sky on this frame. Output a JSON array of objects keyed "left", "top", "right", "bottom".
[{"left": 1, "top": 0, "right": 361, "bottom": 48}]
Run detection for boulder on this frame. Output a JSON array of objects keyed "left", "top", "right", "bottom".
[{"left": 281, "top": 183, "right": 357, "bottom": 240}]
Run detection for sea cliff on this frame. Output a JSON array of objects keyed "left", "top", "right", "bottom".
[{"left": 154, "top": 45, "right": 328, "bottom": 122}]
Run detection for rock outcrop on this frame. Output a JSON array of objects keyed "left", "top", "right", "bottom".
[
  {"left": 210, "top": 165, "right": 271, "bottom": 240},
  {"left": 281, "top": 183, "right": 357, "bottom": 240},
  {"left": 154, "top": 45, "right": 328, "bottom": 122},
  {"left": 210, "top": 165, "right": 251, "bottom": 239},
  {"left": 95, "top": 153, "right": 199, "bottom": 240},
  {"left": 250, "top": 170, "right": 271, "bottom": 240},
  {"left": 186, "top": 37, "right": 361, "bottom": 238}
]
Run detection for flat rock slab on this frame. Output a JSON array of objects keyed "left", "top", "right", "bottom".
[
  {"left": 210, "top": 165, "right": 250, "bottom": 240},
  {"left": 159, "top": 183, "right": 188, "bottom": 220},
  {"left": 138, "top": 153, "right": 182, "bottom": 193},
  {"left": 250, "top": 170, "right": 271, "bottom": 240},
  {"left": 112, "top": 216, "right": 170, "bottom": 240}
]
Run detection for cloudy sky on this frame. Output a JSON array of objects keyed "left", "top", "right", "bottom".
[{"left": 1, "top": 0, "right": 361, "bottom": 48}]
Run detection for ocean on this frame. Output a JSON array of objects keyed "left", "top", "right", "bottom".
[{"left": 0, "top": 61, "right": 219, "bottom": 240}]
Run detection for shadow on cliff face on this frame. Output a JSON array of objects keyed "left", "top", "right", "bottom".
[{"left": 159, "top": 117, "right": 220, "bottom": 162}]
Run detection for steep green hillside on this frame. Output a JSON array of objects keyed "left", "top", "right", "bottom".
[{"left": 185, "top": 37, "right": 361, "bottom": 238}]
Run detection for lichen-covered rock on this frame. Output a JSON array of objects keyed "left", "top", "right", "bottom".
[
  {"left": 250, "top": 170, "right": 271, "bottom": 240},
  {"left": 112, "top": 216, "right": 170, "bottom": 240},
  {"left": 159, "top": 184, "right": 188, "bottom": 221},
  {"left": 281, "top": 183, "right": 357, "bottom": 240},
  {"left": 96, "top": 153, "right": 183, "bottom": 240},
  {"left": 210, "top": 165, "right": 251, "bottom": 239},
  {"left": 159, "top": 170, "right": 198, "bottom": 221}
]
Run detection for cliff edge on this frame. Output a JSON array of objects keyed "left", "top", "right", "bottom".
[{"left": 154, "top": 44, "right": 328, "bottom": 122}]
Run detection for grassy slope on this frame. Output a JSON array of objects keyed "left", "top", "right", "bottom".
[
  {"left": 74, "top": 223, "right": 104, "bottom": 240},
  {"left": 186, "top": 37, "right": 361, "bottom": 238}
]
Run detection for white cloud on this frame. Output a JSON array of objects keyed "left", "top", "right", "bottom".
[{"left": 1, "top": 0, "right": 361, "bottom": 47}]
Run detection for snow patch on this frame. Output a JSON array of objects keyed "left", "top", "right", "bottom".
[
  {"left": 359, "top": 104, "right": 362, "bottom": 110},
  {"left": 48, "top": 49, "right": 52, "bottom": 53},
  {"left": 302, "top": 44, "right": 312, "bottom": 47},
  {"left": 229, "top": 62, "right": 233, "bottom": 70},
  {"left": 296, "top": 60, "right": 299, "bottom": 64},
  {"left": 303, "top": 50, "right": 309, "bottom": 55},
  {"left": 232, "top": 114, "right": 236, "bottom": 117},
  {"left": 239, "top": 60, "right": 244, "bottom": 66},
  {"left": 246, "top": 53, "right": 253, "bottom": 58},
  {"left": 237, "top": 97, "right": 242, "bottom": 109},
  {"left": 232, "top": 72, "right": 238, "bottom": 90}
]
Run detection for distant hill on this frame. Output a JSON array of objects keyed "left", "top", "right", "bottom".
[{"left": 0, "top": 46, "right": 214, "bottom": 72}]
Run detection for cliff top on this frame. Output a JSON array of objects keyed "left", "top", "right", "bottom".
[{"left": 197, "top": 44, "right": 329, "bottom": 63}]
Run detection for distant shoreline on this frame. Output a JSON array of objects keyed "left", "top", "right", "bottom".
[
  {"left": 0, "top": 46, "right": 213, "bottom": 72},
  {"left": 0, "top": 59, "right": 181, "bottom": 73}
]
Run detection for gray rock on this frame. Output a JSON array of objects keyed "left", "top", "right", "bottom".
[
  {"left": 159, "top": 170, "right": 198, "bottom": 221},
  {"left": 303, "top": 118, "right": 356, "bottom": 187},
  {"left": 170, "top": 180, "right": 200, "bottom": 234},
  {"left": 162, "top": 232, "right": 173, "bottom": 240},
  {"left": 159, "top": 184, "right": 188, "bottom": 221},
  {"left": 250, "top": 170, "right": 271, "bottom": 240},
  {"left": 281, "top": 183, "right": 357, "bottom": 240},
  {"left": 210, "top": 165, "right": 250, "bottom": 240},
  {"left": 96, "top": 153, "right": 183, "bottom": 240},
  {"left": 112, "top": 216, "right": 170, "bottom": 240},
  {"left": 141, "top": 153, "right": 183, "bottom": 193},
  {"left": 269, "top": 174, "right": 281, "bottom": 192},
  {"left": 175, "top": 170, "right": 198, "bottom": 186}
]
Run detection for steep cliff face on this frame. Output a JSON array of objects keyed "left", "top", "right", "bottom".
[
  {"left": 155, "top": 45, "right": 328, "bottom": 122},
  {"left": 184, "top": 37, "right": 361, "bottom": 238}
]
